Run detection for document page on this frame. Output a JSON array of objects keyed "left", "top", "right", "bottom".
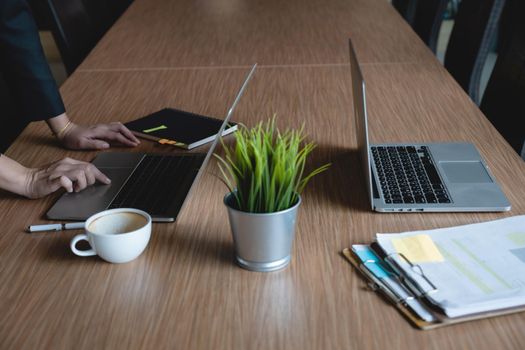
[{"left": 376, "top": 216, "right": 525, "bottom": 318}]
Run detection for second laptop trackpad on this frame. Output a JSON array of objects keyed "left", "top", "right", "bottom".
[{"left": 440, "top": 161, "right": 493, "bottom": 183}]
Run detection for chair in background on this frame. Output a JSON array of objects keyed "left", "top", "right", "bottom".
[
  {"left": 480, "top": 0, "right": 525, "bottom": 159},
  {"left": 28, "top": 0, "right": 53, "bottom": 30},
  {"left": 42, "top": 0, "right": 133, "bottom": 75},
  {"left": 392, "top": 0, "right": 448, "bottom": 53},
  {"left": 80, "top": 0, "right": 113, "bottom": 35},
  {"left": 81, "top": 0, "right": 133, "bottom": 35},
  {"left": 392, "top": 0, "right": 418, "bottom": 24},
  {"left": 444, "top": 0, "right": 506, "bottom": 105},
  {"left": 412, "top": 0, "right": 448, "bottom": 53},
  {"left": 44, "top": 0, "right": 102, "bottom": 74},
  {"left": 105, "top": 0, "right": 133, "bottom": 25}
]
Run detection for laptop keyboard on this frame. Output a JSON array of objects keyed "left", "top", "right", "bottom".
[
  {"left": 108, "top": 154, "right": 205, "bottom": 216},
  {"left": 371, "top": 146, "right": 451, "bottom": 204}
]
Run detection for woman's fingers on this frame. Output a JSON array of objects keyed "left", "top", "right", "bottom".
[
  {"left": 112, "top": 132, "right": 137, "bottom": 147},
  {"left": 91, "top": 164, "right": 111, "bottom": 185},
  {"left": 57, "top": 175, "right": 74, "bottom": 193},
  {"left": 46, "top": 160, "right": 110, "bottom": 193},
  {"left": 88, "top": 124, "right": 139, "bottom": 147},
  {"left": 80, "top": 138, "right": 110, "bottom": 150},
  {"left": 110, "top": 122, "right": 140, "bottom": 144},
  {"left": 60, "top": 122, "right": 140, "bottom": 150},
  {"left": 27, "top": 158, "right": 111, "bottom": 198},
  {"left": 72, "top": 169, "right": 87, "bottom": 192}
]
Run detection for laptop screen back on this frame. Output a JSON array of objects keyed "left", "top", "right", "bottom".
[
  {"left": 46, "top": 65, "right": 257, "bottom": 222},
  {"left": 175, "top": 64, "right": 257, "bottom": 215},
  {"left": 349, "top": 40, "right": 374, "bottom": 208}
]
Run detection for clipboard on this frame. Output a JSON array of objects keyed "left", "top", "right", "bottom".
[{"left": 342, "top": 247, "right": 525, "bottom": 330}]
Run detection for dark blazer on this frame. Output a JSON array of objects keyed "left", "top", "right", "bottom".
[{"left": 0, "top": 0, "right": 65, "bottom": 152}]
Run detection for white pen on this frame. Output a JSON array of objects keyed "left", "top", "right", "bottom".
[{"left": 26, "top": 222, "right": 85, "bottom": 233}]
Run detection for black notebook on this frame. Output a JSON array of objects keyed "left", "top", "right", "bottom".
[{"left": 125, "top": 108, "right": 238, "bottom": 149}]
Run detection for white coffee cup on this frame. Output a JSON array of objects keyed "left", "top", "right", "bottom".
[{"left": 70, "top": 208, "right": 152, "bottom": 263}]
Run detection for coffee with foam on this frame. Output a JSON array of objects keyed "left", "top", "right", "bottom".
[{"left": 88, "top": 212, "right": 148, "bottom": 235}]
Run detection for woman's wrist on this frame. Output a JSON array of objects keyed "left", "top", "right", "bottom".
[
  {"left": 46, "top": 113, "right": 74, "bottom": 139},
  {"left": 0, "top": 154, "right": 34, "bottom": 197}
]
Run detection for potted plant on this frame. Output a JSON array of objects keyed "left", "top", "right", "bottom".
[{"left": 215, "top": 118, "right": 329, "bottom": 272}]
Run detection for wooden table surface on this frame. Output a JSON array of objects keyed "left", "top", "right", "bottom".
[
  {"left": 1, "top": 0, "right": 525, "bottom": 349},
  {"left": 78, "top": 0, "right": 435, "bottom": 70}
]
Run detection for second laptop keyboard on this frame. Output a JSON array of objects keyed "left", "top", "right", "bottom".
[{"left": 372, "top": 146, "right": 451, "bottom": 204}]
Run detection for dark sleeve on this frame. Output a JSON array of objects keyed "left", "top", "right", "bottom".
[{"left": 0, "top": 0, "right": 65, "bottom": 122}]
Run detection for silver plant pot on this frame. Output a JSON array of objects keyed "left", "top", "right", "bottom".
[{"left": 224, "top": 193, "right": 301, "bottom": 272}]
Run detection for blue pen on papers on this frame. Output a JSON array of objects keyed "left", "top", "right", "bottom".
[
  {"left": 352, "top": 245, "right": 436, "bottom": 323},
  {"left": 353, "top": 246, "right": 411, "bottom": 298}
]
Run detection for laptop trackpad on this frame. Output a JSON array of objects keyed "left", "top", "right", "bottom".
[
  {"left": 46, "top": 168, "right": 131, "bottom": 220},
  {"left": 440, "top": 161, "right": 493, "bottom": 183}
]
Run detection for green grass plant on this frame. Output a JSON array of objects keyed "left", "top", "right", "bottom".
[{"left": 215, "top": 118, "right": 330, "bottom": 213}]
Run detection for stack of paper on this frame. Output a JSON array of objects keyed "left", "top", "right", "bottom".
[{"left": 376, "top": 215, "right": 525, "bottom": 318}]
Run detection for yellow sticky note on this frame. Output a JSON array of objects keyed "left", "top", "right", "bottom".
[{"left": 391, "top": 234, "right": 444, "bottom": 263}]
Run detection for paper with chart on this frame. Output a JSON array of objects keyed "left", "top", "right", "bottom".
[{"left": 376, "top": 215, "right": 525, "bottom": 318}]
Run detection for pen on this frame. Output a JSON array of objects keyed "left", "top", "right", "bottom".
[
  {"left": 26, "top": 222, "right": 85, "bottom": 233},
  {"left": 373, "top": 266, "right": 436, "bottom": 322},
  {"left": 349, "top": 246, "right": 437, "bottom": 323},
  {"left": 371, "top": 242, "right": 438, "bottom": 298},
  {"left": 358, "top": 260, "right": 399, "bottom": 302},
  {"left": 361, "top": 262, "right": 436, "bottom": 323}
]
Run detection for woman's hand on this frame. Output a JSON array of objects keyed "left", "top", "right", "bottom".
[
  {"left": 46, "top": 113, "right": 140, "bottom": 150},
  {"left": 24, "top": 157, "right": 111, "bottom": 198},
  {"left": 60, "top": 122, "right": 140, "bottom": 150}
]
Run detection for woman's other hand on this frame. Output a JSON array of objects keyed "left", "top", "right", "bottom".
[
  {"left": 47, "top": 113, "right": 140, "bottom": 150},
  {"left": 60, "top": 122, "right": 140, "bottom": 150}
]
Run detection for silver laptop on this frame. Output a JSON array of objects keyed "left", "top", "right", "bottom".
[
  {"left": 47, "top": 64, "right": 257, "bottom": 222},
  {"left": 349, "top": 40, "right": 510, "bottom": 212}
]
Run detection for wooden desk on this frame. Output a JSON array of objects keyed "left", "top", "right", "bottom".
[
  {"left": 2, "top": 0, "right": 525, "bottom": 349},
  {"left": 78, "top": 0, "right": 435, "bottom": 70}
]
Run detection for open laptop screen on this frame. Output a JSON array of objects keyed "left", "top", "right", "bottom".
[{"left": 46, "top": 65, "right": 257, "bottom": 222}]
